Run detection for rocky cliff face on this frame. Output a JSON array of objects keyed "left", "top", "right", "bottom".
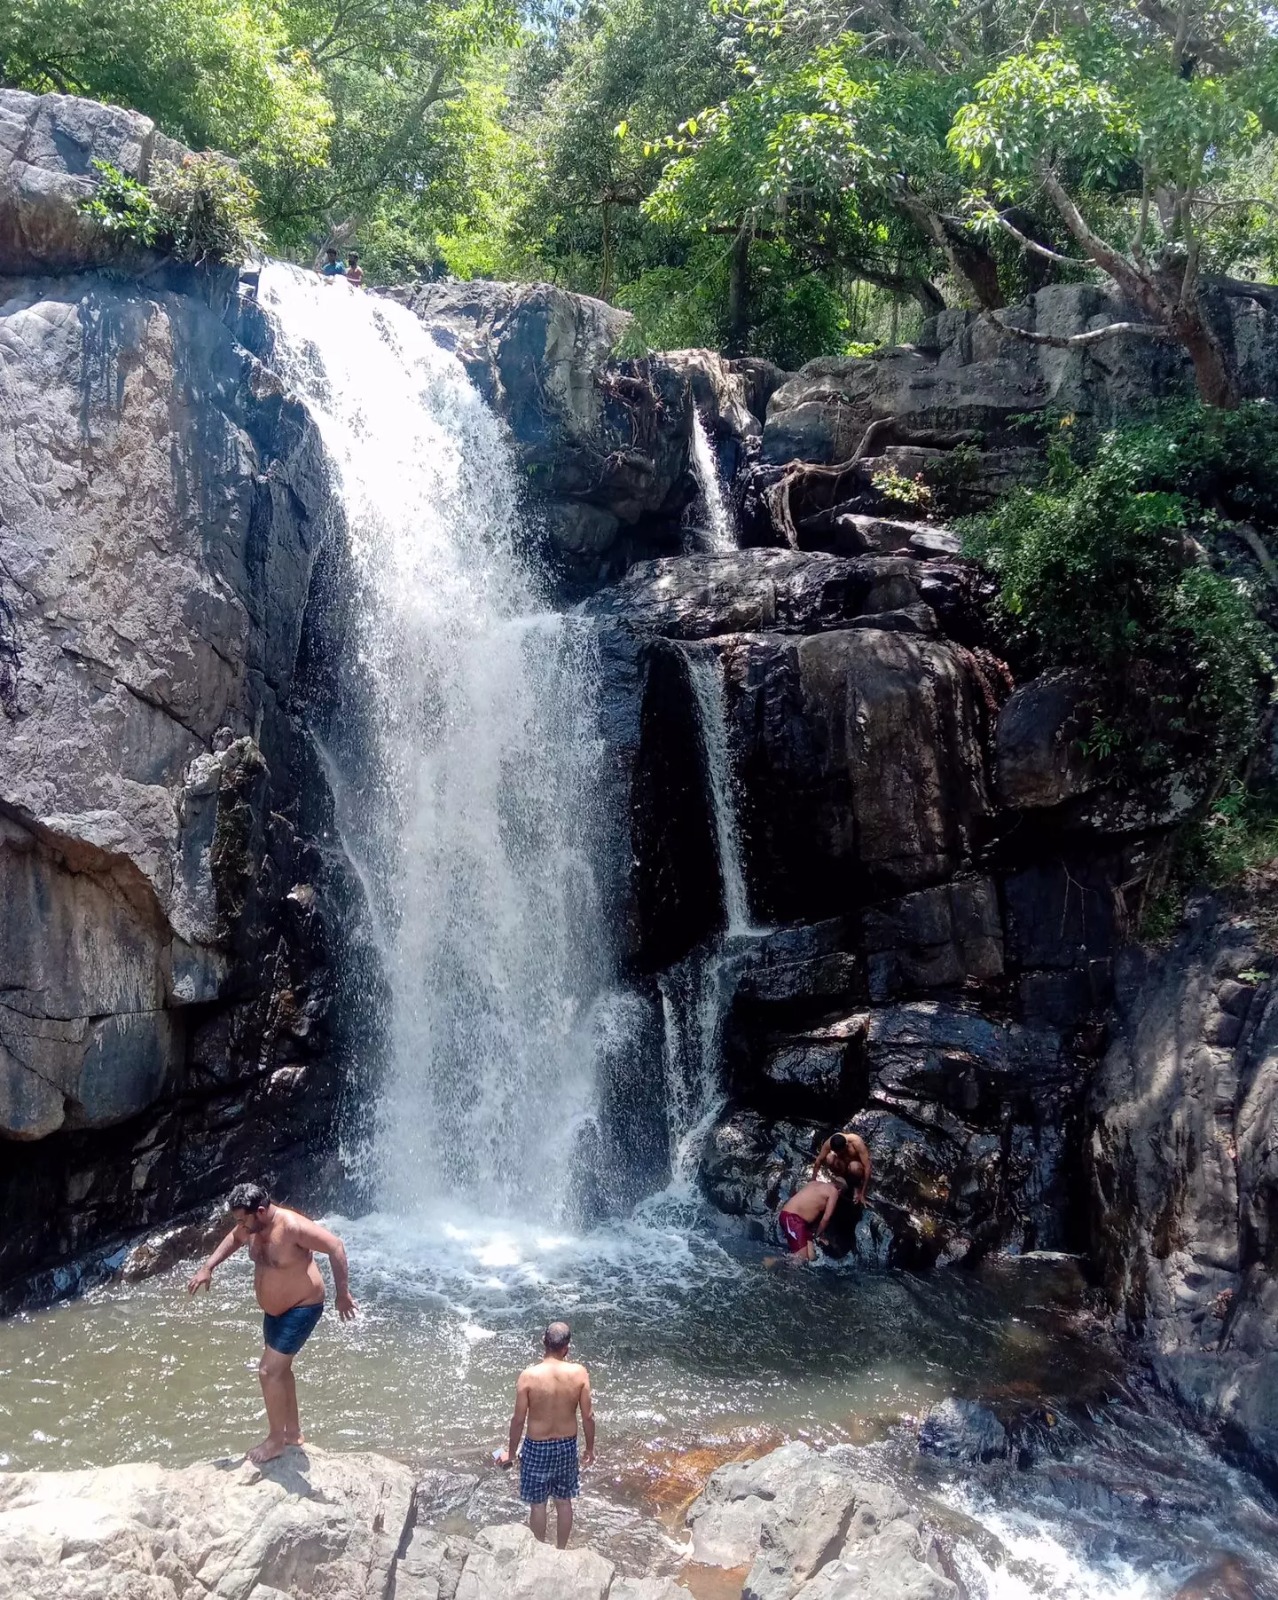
[
  {"left": 1089, "top": 897, "right": 1278, "bottom": 1477},
  {"left": 585, "top": 544, "right": 1127, "bottom": 1268},
  {"left": 7, "top": 93, "right": 1278, "bottom": 1495},
  {"left": 0, "top": 91, "right": 360, "bottom": 1305}
]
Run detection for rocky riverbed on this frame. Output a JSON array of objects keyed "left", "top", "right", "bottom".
[{"left": 5, "top": 1421, "right": 1278, "bottom": 1600}]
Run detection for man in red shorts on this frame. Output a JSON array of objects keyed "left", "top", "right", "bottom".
[{"left": 777, "top": 1175, "right": 846, "bottom": 1262}]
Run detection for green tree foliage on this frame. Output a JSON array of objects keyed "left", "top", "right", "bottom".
[
  {"left": 4, "top": 0, "right": 1276, "bottom": 360},
  {"left": 1, "top": 0, "right": 517, "bottom": 273},
  {"left": 962, "top": 402, "right": 1277, "bottom": 782},
  {"left": 79, "top": 155, "right": 266, "bottom": 261},
  {"left": 950, "top": 9, "right": 1278, "bottom": 406},
  {"left": 636, "top": 0, "right": 1278, "bottom": 384},
  {"left": 0, "top": 0, "right": 331, "bottom": 178}
]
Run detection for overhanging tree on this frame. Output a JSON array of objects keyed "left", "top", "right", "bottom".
[{"left": 949, "top": 6, "right": 1278, "bottom": 407}]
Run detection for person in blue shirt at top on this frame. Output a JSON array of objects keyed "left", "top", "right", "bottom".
[{"left": 320, "top": 247, "right": 345, "bottom": 279}]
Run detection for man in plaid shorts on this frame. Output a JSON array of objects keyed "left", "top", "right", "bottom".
[{"left": 497, "top": 1321, "right": 595, "bottom": 1547}]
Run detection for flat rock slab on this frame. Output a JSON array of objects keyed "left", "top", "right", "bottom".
[{"left": 0, "top": 1449, "right": 415, "bottom": 1600}]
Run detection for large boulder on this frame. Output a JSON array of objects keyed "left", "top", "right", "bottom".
[
  {"left": 761, "top": 284, "right": 1278, "bottom": 471},
  {"left": 0, "top": 1450, "right": 416, "bottom": 1600},
  {"left": 687, "top": 1443, "right": 957, "bottom": 1600},
  {"left": 0, "top": 88, "right": 188, "bottom": 276},
  {"left": 1088, "top": 899, "right": 1278, "bottom": 1477},
  {"left": 394, "top": 279, "right": 695, "bottom": 581},
  {"left": 722, "top": 627, "right": 991, "bottom": 918},
  {"left": 0, "top": 268, "right": 347, "bottom": 1298}
]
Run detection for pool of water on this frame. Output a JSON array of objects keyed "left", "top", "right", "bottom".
[
  {"left": 2, "top": 1196, "right": 1276, "bottom": 1597},
  {"left": 0, "top": 1196, "right": 1107, "bottom": 1473}
]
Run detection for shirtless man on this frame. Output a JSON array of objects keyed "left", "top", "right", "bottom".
[
  {"left": 814, "top": 1130, "right": 872, "bottom": 1204},
  {"left": 186, "top": 1181, "right": 357, "bottom": 1464},
  {"left": 497, "top": 1322, "right": 595, "bottom": 1548},
  {"left": 777, "top": 1175, "right": 846, "bottom": 1261}
]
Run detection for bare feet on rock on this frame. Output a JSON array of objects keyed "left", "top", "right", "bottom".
[{"left": 248, "top": 1435, "right": 289, "bottom": 1464}]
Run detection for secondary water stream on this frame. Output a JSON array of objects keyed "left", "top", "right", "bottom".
[
  {"left": 687, "top": 410, "right": 738, "bottom": 554},
  {"left": 1, "top": 267, "right": 1277, "bottom": 1598}
]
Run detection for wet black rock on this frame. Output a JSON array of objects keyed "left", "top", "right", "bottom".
[{"left": 918, "top": 1398, "right": 1013, "bottom": 1465}]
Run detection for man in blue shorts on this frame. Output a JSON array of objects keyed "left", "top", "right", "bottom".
[
  {"left": 186, "top": 1181, "right": 357, "bottom": 1463},
  {"left": 497, "top": 1321, "right": 595, "bottom": 1547}
]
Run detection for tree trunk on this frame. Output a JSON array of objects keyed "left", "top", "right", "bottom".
[
  {"left": 892, "top": 189, "right": 1004, "bottom": 310},
  {"left": 599, "top": 201, "right": 614, "bottom": 303},
  {"left": 945, "top": 229, "right": 1004, "bottom": 310},
  {"left": 1170, "top": 300, "right": 1240, "bottom": 409},
  {"left": 726, "top": 226, "right": 751, "bottom": 356}
]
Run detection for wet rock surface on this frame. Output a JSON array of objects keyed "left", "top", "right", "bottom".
[
  {"left": 1089, "top": 899, "right": 1278, "bottom": 1479},
  {"left": 590, "top": 528, "right": 1123, "bottom": 1268},
  {"left": 0, "top": 97, "right": 362, "bottom": 1306}
]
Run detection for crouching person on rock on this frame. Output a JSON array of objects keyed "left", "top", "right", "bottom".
[
  {"left": 186, "top": 1181, "right": 357, "bottom": 1464},
  {"left": 497, "top": 1321, "right": 595, "bottom": 1548}
]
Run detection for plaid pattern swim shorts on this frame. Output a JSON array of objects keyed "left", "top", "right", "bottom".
[{"left": 519, "top": 1435, "right": 580, "bottom": 1503}]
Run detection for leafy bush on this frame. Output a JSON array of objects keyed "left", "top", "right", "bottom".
[
  {"left": 871, "top": 464, "right": 933, "bottom": 511},
  {"left": 962, "top": 403, "right": 1276, "bottom": 781},
  {"left": 149, "top": 155, "right": 265, "bottom": 264},
  {"left": 79, "top": 160, "right": 160, "bottom": 248},
  {"left": 79, "top": 155, "right": 265, "bottom": 265}
]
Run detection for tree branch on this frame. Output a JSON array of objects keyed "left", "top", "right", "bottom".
[
  {"left": 982, "top": 312, "right": 1171, "bottom": 348},
  {"left": 992, "top": 211, "right": 1090, "bottom": 266},
  {"left": 1038, "top": 164, "right": 1153, "bottom": 308}
]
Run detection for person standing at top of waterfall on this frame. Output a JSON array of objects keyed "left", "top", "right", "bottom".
[
  {"left": 345, "top": 252, "right": 364, "bottom": 288},
  {"left": 186, "top": 1182, "right": 357, "bottom": 1464},
  {"left": 496, "top": 1322, "right": 595, "bottom": 1548},
  {"left": 814, "top": 1130, "right": 872, "bottom": 1205},
  {"left": 320, "top": 247, "right": 346, "bottom": 278}
]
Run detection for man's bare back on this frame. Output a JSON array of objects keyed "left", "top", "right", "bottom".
[
  {"left": 500, "top": 1322, "right": 595, "bottom": 1548},
  {"left": 520, "top": 1357, "right": 592, "bottom": 1441}
]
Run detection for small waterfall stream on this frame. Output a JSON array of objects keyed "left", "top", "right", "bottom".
[
  {"left": 655, "top": 643, "right": 762, "bottom": 1185},
  {"left": 687, "top": 410, "right": 738, "bottom": 553},
  {"left": 681, "top": 644, "right": 753, "bottom": 937}
]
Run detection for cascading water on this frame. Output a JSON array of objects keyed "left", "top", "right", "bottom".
[
  {"left": 687, "top": 409, "right": 738, "bottom": 553},
  {"left": 653, "top": 643, "right": 761, "bottom": 1184},
  {"left": 681, "top": 647, "right": 752, "bottom": 938},
  {"left": 259, "top": 266, "right": 609, "bottom": 1219}
]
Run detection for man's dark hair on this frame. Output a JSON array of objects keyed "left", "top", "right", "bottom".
[
  {"left": 325, "top": 247, "right": 337, "bottom": 259},
  {"left": 228, "top": 1181, "right": 270, "bottom": 1213},
  {"left": 349, "top": 252, "right": 360, "bottom": 263},
  {"left": 544, "top": 1320, "right": 571, "bottom": 1353},
  {"left": 829, "top": 1133, "right": 848, "bottom": 1154}
]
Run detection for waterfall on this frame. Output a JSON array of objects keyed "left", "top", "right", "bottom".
[
  {"left": 687, "top": 410, "right": 738, "bottom": 553},
  {"left": 681, "top": 645, "right": 753, "bottom": 937},
  {"left": 259, "top": 266, "right": 609, "bottom": 1220}
]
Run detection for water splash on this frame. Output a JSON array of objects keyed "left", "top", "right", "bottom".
[
  {"left": 259, "top": 265, "right": 609, "bottom": 1219},
  {"left": 687, "top": 410, "right": 738, "bottom": 553}
]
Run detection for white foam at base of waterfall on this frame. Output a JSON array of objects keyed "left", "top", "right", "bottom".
[
  {"left": 260, "top": 265, "right": 609, "bottom": 1220},
  {"left": 687, "top": 410, "right": 738, "bottom": 553}
]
